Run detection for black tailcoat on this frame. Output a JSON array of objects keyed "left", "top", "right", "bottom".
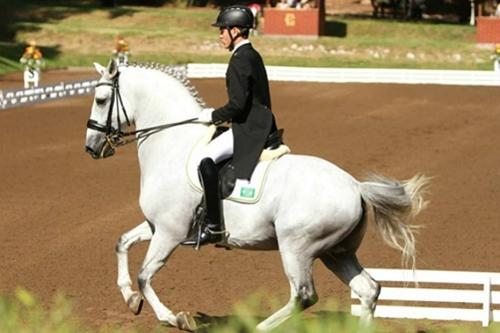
[{"left": 212, "top": 43, "right": 277, "bottom": 180}]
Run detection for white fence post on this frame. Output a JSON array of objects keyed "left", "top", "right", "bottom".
[
  {"left": 483, "top": 277, "right": 491, "bottom": 327},
  {"left": 351, "top": 268, "right": 500, "bottom": 327}
]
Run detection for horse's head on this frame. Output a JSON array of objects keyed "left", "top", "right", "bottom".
[
  {"left": 85, "top": 61, "right": 207, "bottom": 159},
  {"left": 85, "top": 59, "right": 130, "bottom": 159}
]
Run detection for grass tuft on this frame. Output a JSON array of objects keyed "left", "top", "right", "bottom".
[{"left": 1, "top": 289, "right": 500, "bottom": 332}]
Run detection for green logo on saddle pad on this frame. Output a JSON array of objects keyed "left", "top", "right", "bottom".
[{"left": 240, "top": 186, "right": 256, "bottom": 198}]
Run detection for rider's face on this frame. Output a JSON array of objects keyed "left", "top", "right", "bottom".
[
  {"left": 219, "top": 27, "right": 242, "bottom": 50},
  {"left": 219, "top": 27, "right": 232, "bottom": 49}
]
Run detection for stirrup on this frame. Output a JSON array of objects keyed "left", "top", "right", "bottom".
[
  {"left": 181, "top": 225, "right": 225, "bottom": 250},
  {"left": 181, "top": 203, "right": 225, "bottom": 249}
]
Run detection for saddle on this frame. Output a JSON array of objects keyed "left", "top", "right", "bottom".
[{"left": 187, "top": 125, "right": 290, "bottom": 204}]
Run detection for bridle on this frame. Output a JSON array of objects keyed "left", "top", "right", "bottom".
[{"left": 86, "top": 72, "right": 199, "bottom": 156}]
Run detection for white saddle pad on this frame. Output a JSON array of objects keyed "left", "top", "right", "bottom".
[{"left": 186, "top": 125, "right": 290, "bottom": 204}]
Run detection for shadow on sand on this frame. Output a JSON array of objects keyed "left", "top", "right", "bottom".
[{"left": 186, "top": 309, "right": 357, "bottom": 332}]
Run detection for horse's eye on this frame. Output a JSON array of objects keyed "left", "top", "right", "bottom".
[{"left": 95, "top": 97, "right": 107, "bottom": 106}]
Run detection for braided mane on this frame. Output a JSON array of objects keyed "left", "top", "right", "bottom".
[{"left": 126, "top": 62, "right": 207, "bottom": 108}]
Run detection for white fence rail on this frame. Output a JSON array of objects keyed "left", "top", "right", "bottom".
[
  {"left": 187, "top": 63, "right": 500, "bottom": 86},
  {"left": 0, "top": 79, "right": 98, "bottom": 110},
  {"left": 351, "top": 268, "right": 500, "bottom": 327},
  {"left": 2, "top": 64, "right": 499, "bottom": 110}
]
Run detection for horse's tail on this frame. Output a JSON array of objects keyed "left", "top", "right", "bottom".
[{"left": 359, "top": 174, "right": 429, "bottom": 270}]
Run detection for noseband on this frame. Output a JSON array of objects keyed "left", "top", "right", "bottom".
[{"left": 87, "top": 73, "right": 199, "bottom": 153}]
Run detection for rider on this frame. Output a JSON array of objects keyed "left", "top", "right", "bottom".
[{"left": 182, "top": 5, "right": 278, "bottom": 247}]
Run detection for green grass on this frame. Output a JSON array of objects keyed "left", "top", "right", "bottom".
[
  {"left": 0, "top": 3, "right": 496, "bottom": 74},
  {"left": 0, "top": 289, "right": 150, "bottom": 333},
  {"left": 2, "top": 289, "right": 500, "bottom": 333},
  {"left": 1, "top": 288, "right": 87, "bottom": 333}
]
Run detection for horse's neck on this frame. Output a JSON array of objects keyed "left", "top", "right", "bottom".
[
  {"left": 137, "top": 125, "right": 205, "bottom": 173},
  {"left": 122, "top": 68, "right": 206, "bottom": 178},
  {"left": 122, "top": 68, "right": 201, "bottom": 127}
]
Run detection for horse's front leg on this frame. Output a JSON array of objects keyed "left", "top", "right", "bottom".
[
  {"left": 137, "top": 228, "right": 193, "bottom": 329},
  {"left": 116, "top": 221, "right": 153, "bottom": 314}
]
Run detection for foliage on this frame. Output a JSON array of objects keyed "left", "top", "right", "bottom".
[
  {"left": 196, "top": 296, "right": 370, "bottom": 333},
  {"left": 0, "top": 288, "right": 86, "bottom": 333},
  {"left": 1, "top": 289, "right": 500, "bottom": 333},
  {"left": 192, "top": 295, "right": 500, "bottom": 333},
  {"left": 0, "top": 289, "right": 152, "bottom": 333}
]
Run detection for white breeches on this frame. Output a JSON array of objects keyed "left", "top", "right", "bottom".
[
  {"left": 197, "top": 129, "right": 249, "bottom": 185},
  {"left": 199, "top": 128, "right": 234, "bottom": 165}
]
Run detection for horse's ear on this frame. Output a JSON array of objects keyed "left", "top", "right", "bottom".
[
  {"left": 94, "top": 62, "right": 106, "bottom": 76},
  {"left": 107, "top": 59, "right": 118, "bottom": 79}
]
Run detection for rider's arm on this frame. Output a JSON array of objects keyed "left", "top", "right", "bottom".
[{"left": 211, "top": 55, "right": 251, "bottom": 125}]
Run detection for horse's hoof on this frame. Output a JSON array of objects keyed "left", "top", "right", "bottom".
[
  {"left": 127, "top": 292, "right": 144, "bottom": 315},
  {"left": 176, "top": 311, "right": 197, "bottom": 331}
]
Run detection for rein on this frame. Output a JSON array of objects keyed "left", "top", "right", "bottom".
[{"left": 87, "top": 74, "right": 200, "bottom": 152}]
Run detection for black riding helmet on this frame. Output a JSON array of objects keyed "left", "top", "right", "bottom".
[
  {"left": 212, "top": 5, "right": 254, "bottom": 30},
  {"left": 212, "top": 5, "right": 254, "bottom": 51}
]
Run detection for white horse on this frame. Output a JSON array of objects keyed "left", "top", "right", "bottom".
[{"left": 85, "top": 60, "right": 429, "bottom": 331}]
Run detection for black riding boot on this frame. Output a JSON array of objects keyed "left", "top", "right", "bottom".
[{"left": 182, "top": 158, "right": 224, "bottom": 247}]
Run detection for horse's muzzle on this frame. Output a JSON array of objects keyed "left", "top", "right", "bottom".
[
  {"left": 85, "top": 145, "right": 101, "bottom": 159},
  {"left": 85, "top": 143, "right": 115, "bottom": 159}
]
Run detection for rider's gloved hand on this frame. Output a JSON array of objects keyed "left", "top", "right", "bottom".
[{"left": 198, "top": 108, "right": 214, "bottom": 123}]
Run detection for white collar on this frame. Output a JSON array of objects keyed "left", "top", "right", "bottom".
[{"left": 233, "top": 39, "right": 251, "bottom": 53}]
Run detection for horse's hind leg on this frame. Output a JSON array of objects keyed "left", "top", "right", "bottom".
[
  {"left": 319, "top": 252, "right": 380, "bottom": 326},
  {"left": 256, "top": 250, "right": 318, "bottom": 332},
  {"left": 116, "top": 221, "right": 153, "bottom": 315}
]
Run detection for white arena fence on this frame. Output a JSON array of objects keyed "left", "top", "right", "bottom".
[
  {"left": 187, "top": 63, "right": 500, "bottom": 86},
  {"left": 0, "top": 79, "right": 98, "bottom": 110},
  {"left": 351, "top": 268, "right": 500, "bottom": 327},
  {"left": 1, "top": 64, "right": 500, "bottom": 110}
]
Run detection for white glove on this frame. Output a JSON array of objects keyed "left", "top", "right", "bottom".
[{"left": 198, "top": 108, "right": 214, "bottom": 123}]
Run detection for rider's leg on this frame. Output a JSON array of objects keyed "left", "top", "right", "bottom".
[
  {"left": 200, "top": 157, "right": 224, "bottom": 238},
  {"left": 182, "top": 129, "right": 233, "bottom": 246},
  {"left": 200, "top": 128, "right": 234, "bottom": 164}
]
